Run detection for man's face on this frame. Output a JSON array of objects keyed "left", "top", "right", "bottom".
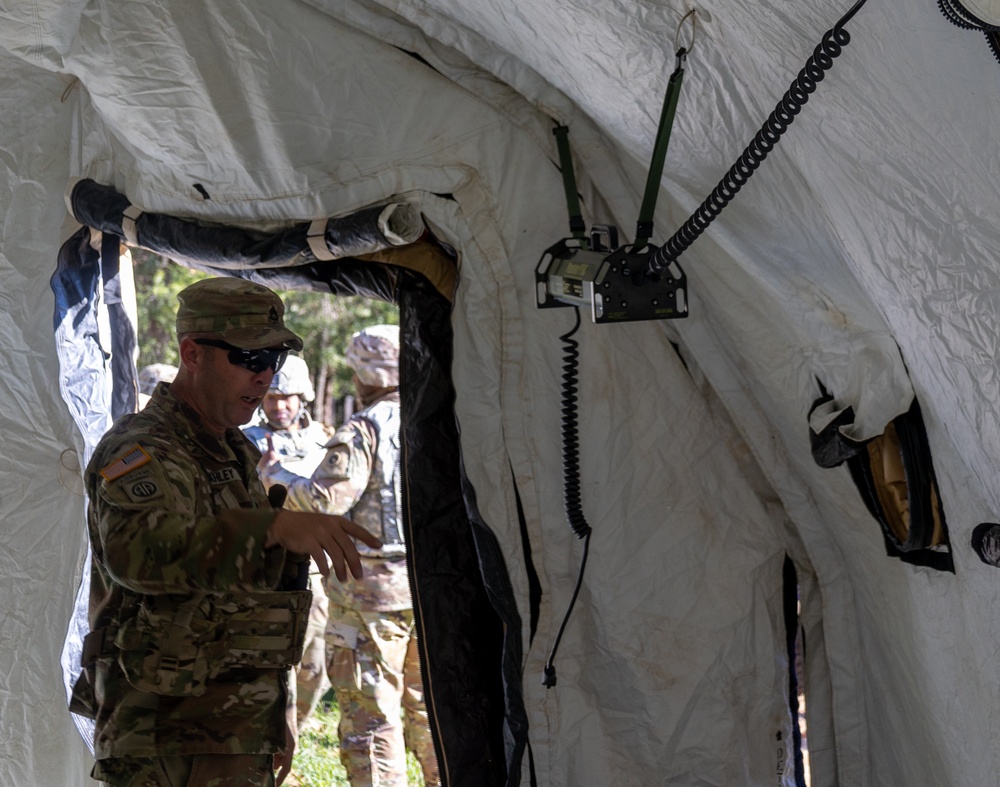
[
  {"left": 192, "top": 344, "right": 278, "bottom": 433},
  {"left": 262, "top": 392, "right": 301, "bottom": 430}
]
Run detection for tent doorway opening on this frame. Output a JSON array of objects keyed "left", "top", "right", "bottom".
[
  {"left": 134, "top": 250, "right": 424, "bottom": 783},
  {"left": 54, "top": 188, "right": 521, "bottom": 785}
]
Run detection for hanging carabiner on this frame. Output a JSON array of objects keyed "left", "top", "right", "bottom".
[{"left": 674, "top": 8, "right": 698, "bottom": 62}]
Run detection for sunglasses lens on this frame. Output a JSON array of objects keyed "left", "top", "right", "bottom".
[{"left": 227, "top": 348, "right": 288, "bottom": 374}]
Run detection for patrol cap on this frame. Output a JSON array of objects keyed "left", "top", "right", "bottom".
[
  {"left": 345, "top": 324, "right": 399, "bottom": 388},
  {"left": 176, "top": 278, "right": 303, "bottom": 351}
]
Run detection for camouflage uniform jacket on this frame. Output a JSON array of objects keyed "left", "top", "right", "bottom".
[
  {"left": 260, "top": 392, "right": 411, "bottom": 612},
  {"left": 84, "top": 382, "right": 293, "bottom": 759},
  {"left": 243, "top": 412, "right": 332, "bottom": 509}
]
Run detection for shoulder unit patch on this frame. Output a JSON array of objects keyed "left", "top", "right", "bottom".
[{"left": 121, "top": 467, "right": 163, "bottom": 502}]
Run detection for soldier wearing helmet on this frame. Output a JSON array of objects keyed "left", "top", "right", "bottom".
[
  {"left": 136, "top": 363, "right": 178, "bottom": 409},
  {"left": 259, "top": 324, "right": 440, "bottom": 787},
  {"left": 244, "top": 354, "right": 333, "bottom": 727},
  {"left": 245, "top": 355, "right": 327, "bottom": 473}
]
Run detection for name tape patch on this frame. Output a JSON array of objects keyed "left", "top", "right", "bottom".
[
  {"left": 208, "top": 467, "right": 240, "bottom": 485},
  {"left": 100, "top": 445, "right": 152, "bottom": 481}
]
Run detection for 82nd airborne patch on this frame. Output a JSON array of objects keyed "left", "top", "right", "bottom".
[{"left": 120, "top": 467, "right": 163, "bottom": 503}]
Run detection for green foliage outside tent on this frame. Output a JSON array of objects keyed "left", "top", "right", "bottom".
[
  {"left": 130, "top": 249, "right": 399, "bottom": 427},
  {"left": 289, "top": 693, "right": 425, "bottom": 786}
]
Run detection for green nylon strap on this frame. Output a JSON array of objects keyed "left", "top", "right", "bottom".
[
  {"left": 553, "top": 125, "right": 586, "bottom": 239},
  {"left": 635, "top": 51, "right": 686, "bottom": 245}
]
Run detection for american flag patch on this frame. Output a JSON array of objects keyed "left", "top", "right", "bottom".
[{"left": 100, "top": 444, "right": 152, "bottom": 481}]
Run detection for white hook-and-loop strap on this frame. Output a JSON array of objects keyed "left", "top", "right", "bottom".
[
  {"left": 122, "top": 205, "right": 143, "bottom": 246},
  {"left": 307, "top": 219, "right": 335, "bottom": 261}
]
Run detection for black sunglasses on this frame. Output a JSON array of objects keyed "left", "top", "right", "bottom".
[{"left": 194, "top": 339, "right": 289, "bottom": 374}]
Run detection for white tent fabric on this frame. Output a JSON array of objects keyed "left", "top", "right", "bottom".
[{"left": 2, "top": 0, "right": 1000, "bottom": 785}]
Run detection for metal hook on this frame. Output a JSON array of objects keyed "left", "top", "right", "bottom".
[{"left": 675, "top": 8, "right": 698, "bottom": 58}]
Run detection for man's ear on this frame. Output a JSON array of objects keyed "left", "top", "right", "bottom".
[{"left": 177, "top": 336, "right": 202, "bottom": 372}]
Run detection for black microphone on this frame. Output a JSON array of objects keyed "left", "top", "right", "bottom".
[
  {"left": 268, "top": 484, "right": 287, "bottom": 509},
  {"left": 267, "top": 484, "right": 309, "bottom": 591}
]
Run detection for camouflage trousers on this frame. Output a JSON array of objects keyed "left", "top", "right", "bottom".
[
  {"left": 295, "top": 574, "right": 331, "bottom": 725},
  {"left": 93, "top": 754, "right": 274, "bottom": 786},
  {"left": 326, "top": 605, "right": 440, "bottom": 787}
]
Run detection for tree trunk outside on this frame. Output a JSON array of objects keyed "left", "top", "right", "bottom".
[{"left": 315, "top": 362, "right": 330, "bottom": 427}]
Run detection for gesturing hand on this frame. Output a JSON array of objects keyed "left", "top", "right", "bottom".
[
  {"left": 266, "top": 510, "right": 382, "bottom": 582},
  {"left": 258, "top": 434, "right": 280, "bottom": 471}
]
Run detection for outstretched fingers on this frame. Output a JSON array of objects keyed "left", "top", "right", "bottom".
[
  {"left": 342, "top": 518, "right": 383, "bottom": 550},
  {"left": 267, "top": 510, "right": 383, "bottom": 582},
  {"left": 320, "top": 519, "right": 370, "bottom": 581},
  {"left": 307, "top": 545, "right": 331, "bottom": 579}
]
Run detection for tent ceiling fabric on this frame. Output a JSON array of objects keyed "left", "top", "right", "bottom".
[{"left": 3, "top": 0, "right": 1000, "bottom": 785}]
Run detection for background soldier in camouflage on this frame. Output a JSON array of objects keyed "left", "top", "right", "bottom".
[
  {"left": 137, "top": 363, "right": 177, "bottom": 409},
  {"left": 260, "top": 325, "right": 440, "bottom": 787},
  {"left": 244, "top": 355, "right": 333, "bottom": 726},
  {"left": 79, "top": 278, "right": 380, "bottom": 787}
]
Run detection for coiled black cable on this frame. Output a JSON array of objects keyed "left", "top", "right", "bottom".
[
  {"left": 647, "top": 0, "right": 870, "bottom": 276},
  {"left": 938, "top": 0, "right": 1000, "bottom": 64},
  {"left": 543, "top": 307, "right": 593, "bottom": 688},
  {"left": 559, "top": 308, "right": 592, "bottom": 540}
]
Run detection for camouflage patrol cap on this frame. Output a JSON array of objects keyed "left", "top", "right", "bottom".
[
  {"left": 176, "top": 278, "right": 303, "bottom": 351},
  {"left": 345, "top": 324, "right": 399, "bottom": 387}
]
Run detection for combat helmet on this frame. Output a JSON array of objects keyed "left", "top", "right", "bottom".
[
  {"left": 269, "top": 355, "right": 315, "bottom": 402},
  {"left": 345, "top": 325, "right": 399, "bottom": 388}
]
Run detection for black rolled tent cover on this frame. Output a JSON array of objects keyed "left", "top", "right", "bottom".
[{"left": 59, "top": 181, "right": 527, "bottom": 787}]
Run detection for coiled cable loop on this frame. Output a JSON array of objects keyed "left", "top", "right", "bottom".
[
  {"left": 543, "top": 307, "right": 593, "bottom": 689},
  {"left": 559, "top": 308, "right": 591, "bottom": 540},
  {"left": 938, "top": 0, "right": 1000, "bottom": 64}
]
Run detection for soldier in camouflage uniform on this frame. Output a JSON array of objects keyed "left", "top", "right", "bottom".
[
  {"left": 260, "top": 325, "right": 440, "bottom": 787},
  {"left": 137, "top": 363, "right": 178, "bottom": 409},
  {"left": 77, "top": 278, "right": 381, "bottom": 787},
  {"left": 244, "top": 355, "right": 333, "bottom": 726}
]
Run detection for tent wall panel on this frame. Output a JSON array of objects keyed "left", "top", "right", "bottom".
[
  {"left": 2, "top": 0, "right": 1000, "bottom": 785},
  {"left": 0, "top": 50, "right": 93, "bottom": 787}
]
